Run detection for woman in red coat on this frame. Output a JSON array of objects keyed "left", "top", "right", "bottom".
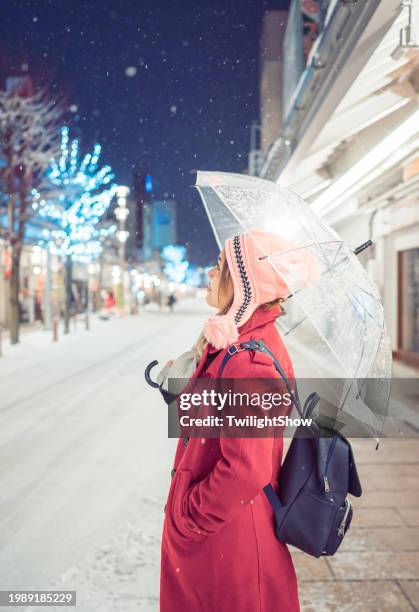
[{"left": 160, "top": 230, "right": 314, "bottom": 611}]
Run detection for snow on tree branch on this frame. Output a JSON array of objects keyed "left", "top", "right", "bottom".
[
  {"left": 0, "top": 89, "right": 62, "bottom": 180},
  {"left": 0, "top": 89, "right": 62, "bottom": 242}
]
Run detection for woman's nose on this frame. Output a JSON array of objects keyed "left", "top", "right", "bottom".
[{"left": 208, "top": 267, "right": 215, "bottom": 278}]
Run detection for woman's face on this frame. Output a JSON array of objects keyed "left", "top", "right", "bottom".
[{"left": 206, "top": 249, "right": 233, "bottom": 309}]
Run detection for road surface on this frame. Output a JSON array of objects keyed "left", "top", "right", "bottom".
[{"left": 0, "top": 300, "right": 211, "bottom": 611}]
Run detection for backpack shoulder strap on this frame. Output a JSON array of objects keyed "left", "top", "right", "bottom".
[
  {"left": 219, "top": 339, "right": 307, "bottom": 419},
  {"left": 219, "top": 338, "right": 321, "bottom": 513},
  {"left": 218, "top": 342, "right": 248, "bottom": 377},
  {"left": 219, "top": 339, "right": 282, "bottom": 376}
]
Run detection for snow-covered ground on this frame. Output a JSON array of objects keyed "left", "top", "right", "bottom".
[{"left": 0, "top": 298, "right": 212, "bottom": 612}]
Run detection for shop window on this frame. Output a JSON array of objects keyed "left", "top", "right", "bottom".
[{"left": 397, "top": 248, "right": 419, "bottom": 367}]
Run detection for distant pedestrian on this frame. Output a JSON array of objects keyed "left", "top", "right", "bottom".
[
  {"left": 105, "top": 290, "right": 116, "bottom": 316},
  {"left": 167, "top": 293, "right": 176, "bottom": 312}
]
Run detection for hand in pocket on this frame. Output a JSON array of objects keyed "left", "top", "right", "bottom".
[{"left": 168, "top": 469, "right": 207, "bottom": 545}]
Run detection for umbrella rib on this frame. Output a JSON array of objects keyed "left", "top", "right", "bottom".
[
  {"left": 328, "top": 273, "right": 380, "bottom": 378},
  {"left": 268, "top": 251, "right": 355, "bottom": 377},
  {"left": 351, "top": 282, "right": 381, "bottom": 310},
  {"left": 349, "top": 286, "right": 382, "bottom": 327},
  {"left": 299, "top": 201, "right": 344, "bottom": 268},
  {"left": 282, "top": 314, "right": 309, "bottom": 335},
  {"left": 329, "top": 240, "right": 344, "bottom": 268},
  {"left": 197, "top": 186, "right": 222, "bottom": 246},
  {"left": 264, "top": 239, "right": 343, "bottom": 259}
]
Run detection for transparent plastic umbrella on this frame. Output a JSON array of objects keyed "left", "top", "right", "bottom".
[{"left": 195, "top": 171, "right": 392, "bottom": 443}]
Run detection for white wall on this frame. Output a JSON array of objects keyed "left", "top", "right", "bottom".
[
  {"left": 334, "top": 212, "right": 370, "bottom": 250},
  {"left": 332, "top": 213, "right": 419, "bottom": 352}
]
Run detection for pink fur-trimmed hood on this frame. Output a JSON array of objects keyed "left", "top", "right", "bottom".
[{"left": 203, "top": 229, "right": 318, "bottom": 350}]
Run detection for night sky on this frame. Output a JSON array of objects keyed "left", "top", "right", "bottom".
[{"left": 1, "top": 0, "right": 289, "bottom": 265}]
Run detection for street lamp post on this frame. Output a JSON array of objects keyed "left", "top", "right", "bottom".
[
  {"left": 43, "top": 245, "right": 52, "bottom": 331},
  {"left": 114, "top": 185, "right": 130, "bottom": 313}
]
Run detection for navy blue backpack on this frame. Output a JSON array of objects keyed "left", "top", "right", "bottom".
[{"left": 219, "top": 338, "right": 363, "bottom": 558}]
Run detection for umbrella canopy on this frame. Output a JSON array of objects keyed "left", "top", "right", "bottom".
[{"left": 195, "top": 171, "right": 392, "bottom": 441}]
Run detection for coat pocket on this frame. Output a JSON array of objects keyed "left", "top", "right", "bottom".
[{"left": 169, "top": 469, "right": 207, "bottom": 544}]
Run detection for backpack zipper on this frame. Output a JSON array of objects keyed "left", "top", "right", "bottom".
[
  {"left": 338, "top": 499, "right": 352, "bottom": 536},
  {"left": 323, "top": 474, "right": 330, "bottom": 493}
]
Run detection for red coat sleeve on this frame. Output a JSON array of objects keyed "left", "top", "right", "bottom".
[{"left": 170, "top": 351, "right": 286, "bottom": 542}]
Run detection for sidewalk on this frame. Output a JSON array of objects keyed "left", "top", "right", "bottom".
[
  {"left": 0, "top": 320, "right": 43, "bottom": 343},
  {"left": 292, "top": 438, "right": 419, "bottom": 611}
]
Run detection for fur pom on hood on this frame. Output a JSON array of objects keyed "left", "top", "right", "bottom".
[{"left": 203, "top": 314, "right": 239, "bottom": 350}]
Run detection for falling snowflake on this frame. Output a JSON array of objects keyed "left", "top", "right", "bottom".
[
  {"left": 69, "top": 104, "right": 78, "bottom": 113},
  {"left": 125, "top": 66, "right": 137, "bottom": 77},
  {"left": 170, "top": 105, "right": 177, "bottom": 114}
]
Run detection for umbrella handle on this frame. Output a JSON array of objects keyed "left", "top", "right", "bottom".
[{"left": 145, "top": 360, "right": 160, "bottom": 388}]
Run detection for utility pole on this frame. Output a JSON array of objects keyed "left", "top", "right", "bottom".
[{"left": 114, "top": 186, "right": 130, "bottom": 313}]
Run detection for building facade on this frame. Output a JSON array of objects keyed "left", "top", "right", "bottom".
[
  {"left": 258, "top": 0, "right": 419, "bottom": 368},
  {"left": 143, "top": 199, "right": 177, "bottom": 260}
]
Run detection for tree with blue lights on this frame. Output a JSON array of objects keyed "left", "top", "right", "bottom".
[
  {"left": 36, "top": 126, "right": 118, "bottom": 333},
  {"left": 161, "top": 244, "right": 189, "bottom": 284}
]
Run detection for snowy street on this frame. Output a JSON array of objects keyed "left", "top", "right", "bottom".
[{"left": 0, "top": 299, "right": 211, "bottom": 611}]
